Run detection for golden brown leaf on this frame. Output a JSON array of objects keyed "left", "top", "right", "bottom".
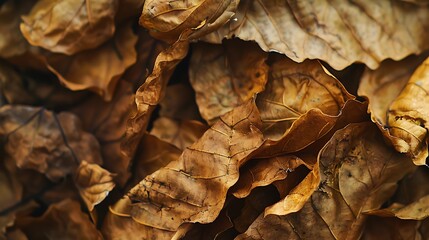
[
  {"left": 231, "top": 155, "right": 308, "bottom": 198},
  {"left": 150, "top": 117, "right": 208, "bottom": 150},
  {"left": 0, "top": 105, "right": 102, "bottom": 181},
  {"left": 74, "top": 161, "right": 115, "bottom": 211},
  {"left": 71, "top": 81, "right": 134, "bottom": 186},
  {"left": 122, "top": 30, "right": 190, "bottom": 159},
  {"left": 20, "top": 0, "right": 117, "bottom": 55},
  {"left": 0, "top": 1, "right": 33, "bottom": 58},
  {"left": 120, "top": 100, "right": 264, "bottom": 235},
  {"left": 237, "top": 122, "right": 414, "bottom": 239},
  {"left": 255, "top": 57, "right": 354, "bottom": 156},
  {"left": 43, "top": 22, "right": 137, "bottom": 101},
  {"left": 140, "top": 0, "right": 239, "bottom": 43},
  {"left": 203, "top": 0, "right": 429, "bottom": 70},
  {"left": 189, "top": 40, "right": 268, "bottom": 124},
  {"left": 358, "top": 55, "right": 426, "bottom": 128},
  {"left": 17, "top": 199, "right": 103, "bottom": 240},
  {"left": 386, "top": 57, "right": 429, "bottom": 165}
]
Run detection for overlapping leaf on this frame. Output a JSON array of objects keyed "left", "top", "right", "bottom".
[
  {"left": 20, "top": 0, "right": 117, "bottom": 55},
  {"left": 237, "top": 122, "right": 414, "bottom": 239},
  {"left": 203, "top": 0, "right": 429, "bottom": 70}
]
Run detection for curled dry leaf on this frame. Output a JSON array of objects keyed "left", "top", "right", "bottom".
[
  {"left": 71, "top": 81, "right": 134, "bottom": 186},
  {"left": 120, "top": 100, "right": 264, "bottom": 235},
  {"left": 74, "top": 161, "right": 115, "bottom": 211},
  {"left": 203, "top": 0, "right": 429, "bottom": 70},
  {"left": 44, "top": 22, "right": 137, "bottom": 101},
  {"left": 386, "top": 57, "right": 429, "bottom": 165},
  {"left": 0, "top": 105, "right": 102, "bottom": 181},
  {"left": 16, "top": 199, "right": 102, "bottom": 240},
  {"left": 256, "top": 56, "right": 354, "bottom": 156},
  {"left": 358, "top": 55, "right": 426, "bottom": 128},
  {"left": 231, "top": 155, "right": 308, "bottom": 198},
  {"left": 20, "top": 0, "right": 117, "bottom": 55},
  {"left": 150, "top": 117, "right": 208, "bottom": 150},
  {"left": 140, "top": 0, "right": 239, "bottom": 43},
  {"left": 122, "top": 30, "right": 190, "bottom": 159},
  {"left": 237, "top": 122, "right": 414, "bottom": 240},
  {"left": 0, "top": 159, "right": 22, "bottom": 234},
  {"left": 0, "top": 0, "right": 33, "bottom": 58},
  {"left": 366, "top": 167, "right": 429, "bottom": 220},
  {"left": 189, "top": 40, "right": 268, "bottom": 124}
]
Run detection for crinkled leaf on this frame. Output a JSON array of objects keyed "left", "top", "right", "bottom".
[
  {"left": 189, "top": 40, "right": 268, "bottom": 124},
  {"left": 150, "top": 117, "right": 208, "bottom": 150},
  {"left": 231, "top": 155, "right": 308, "bottom": 198},
  {"left": 0, "top": 159, "right": 22, "bottom": 234},
  {"left": 140, "top": 0, "right": 239, "bottom": 43},
  {"left": 159, "top": 83, "right": 202, "bottom": 121},
  {"left": 74, "top": 161, "right": 115, "bottom": 211},
  {"left": 237, "top": 122, "right": 414, "bottom": 239},
  {"left": 16, "top": 199, "right": 102, "bottom": 240},
  {"left": 0, "top": 105, "right": 102, "bottom": 181},
  {"left": 122, "top": 31, "right": 190, "bottom": 159},
  {"left": 203, "top": 0, "right": 429, "bottom": 70},
  {"left": 358, "top": 55, "right": 426, "bottom": 128},
  {"left": 43, "top": 22, "right": 137, "bottom": 101},
  {"left": 362, "top": 217, "right": 421, "bottom": 240},
  {"left": 20, "top": 0, "right": 117, "bottom": 55},
  {"left": 121, "top": 100, "right": 264, "bottom": 234},
  {"left": 255, "top": 56, "right": 354, "bottom": 156},
  {"left": 387, "top": 57, "right": 429, "bottom": 165}
]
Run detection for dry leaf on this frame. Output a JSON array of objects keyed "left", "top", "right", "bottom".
[
  {"left": 122, "top": 30, "right": 190, "bottom": 159},
  {"left": 189, "top": 40, "right": 268, "bottom": 124},
  {"left": 231, "top": 155, "right": 308, "bottom": 199},
  {"left": 140, "top": 0, "right": 239, "bottom": 43},
  {"left": 74, "top": 161, "right": 115, "bottom": 211},
  {"left": 17, "top": 199, "right": 103, "bottom": 240},
  {"left": 237, "top": 122, "right": 414, "bottom": 239},
  {"left": 0, "top": 105, "right": 102, "bottom": 181},
  {"left": 120, "top": 100, "right": 264, "bottom": 235},
  {"left": 20, "top": 0, "right": 117, "bottom": 55},
  {"left": 387, "top": 57, "right": 429, "bottom": 165},
  {"left": 358, "top": 55, "right": 426, "bottom": 128},
  {"left": 43, "top": 22, "right": 137, "bottom": 101},
  {"left": 0, "top": 0, "right": 33, "bottom": 58},
  {"left": 150, "top": 117, "right": 208, "bottom": 150},
  {"left": 0, "top": 159, "right": 22, "bottom": 234},
  {"left": 255, "top": 56, "right": 354, "bottom": 156},
  {"left": 131, "top": 133, "right": 181, "bottom": 186},
  {"left": 71, "top": 81, "right": 134, "bottom": 186},
  {"left": 203, "top": 0, "right": 429, "bottom": 70}
]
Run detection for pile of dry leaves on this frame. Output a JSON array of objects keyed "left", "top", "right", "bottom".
[{"left": 1, "top": 0, "right": 429, "bottom": 239}]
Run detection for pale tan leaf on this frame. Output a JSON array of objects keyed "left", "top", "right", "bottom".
[
  {"left": 203, "top": 0, "right": 429, "bottom": 70},
  {"left": 20, "top": 0, "right": 117, "bottom": 55}
]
